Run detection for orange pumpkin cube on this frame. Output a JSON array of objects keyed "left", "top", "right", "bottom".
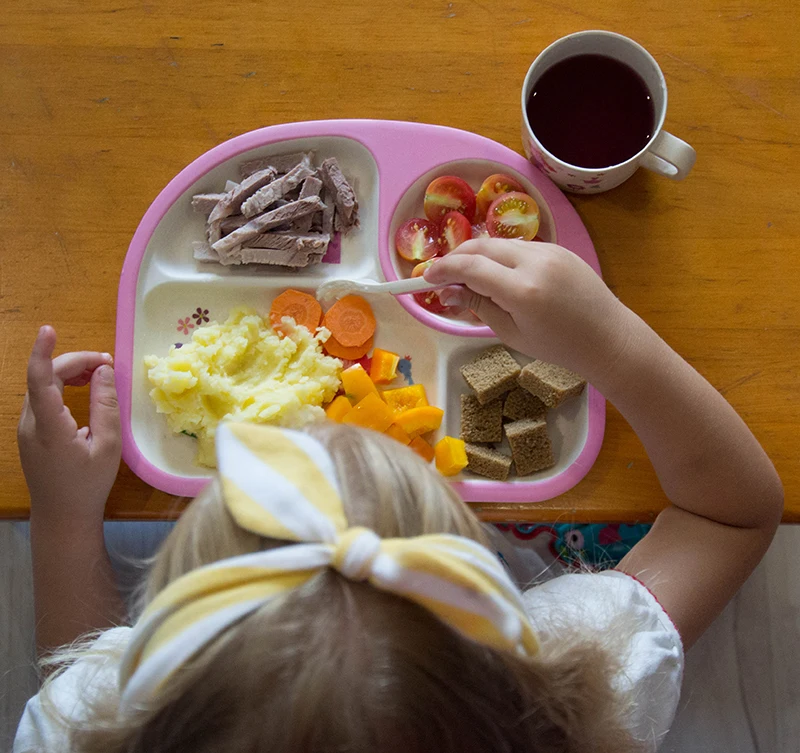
[
  {"left": 408, "top": 436, "right": 435, "bottom": 463},
  {"left": 342, "top": 392, "right": 395, "bottom": 433},
  {"left": 393, "top": 405, "right": 444, "bottom": 438},
  {"left": 341, "top": 364, "right": 379, "bottom": 404},
  {"left": 325, "top": 395, "right": 352, "bottom": 422},
  {"left": 434, "top": 436, "right": 468, "bottom": 477},
  {"left": 382, "top": 384, "right": 429, "bottom": 414},
  {"left": 369, "top": 348, "right": 401, "bottom": 384},
  {"left": 385, "top": 423, "right": 412, "bottom": 446}
]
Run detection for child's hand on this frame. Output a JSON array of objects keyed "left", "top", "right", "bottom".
[
  {"left": 424, "top": 238, "right": 631, "bottom": 377},
  {"left": 17, "top": 326, "right": 121, "bottom": 524}
]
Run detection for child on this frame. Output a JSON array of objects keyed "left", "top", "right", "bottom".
[{"left": 14, "top": 239, "right": 783, "bottom": 753}]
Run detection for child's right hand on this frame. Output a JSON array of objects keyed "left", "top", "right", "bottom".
[{"left": 424, "top": 239, "right": 631, "bottom": 377}]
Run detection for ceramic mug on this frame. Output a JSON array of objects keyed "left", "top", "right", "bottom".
[{"left": 521, "top": 30, "right": 696, "bottom": 193}]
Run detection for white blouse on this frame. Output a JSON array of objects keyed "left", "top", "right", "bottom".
[{"left": 15, "top": 571, "right": 682, "bottom": 753}]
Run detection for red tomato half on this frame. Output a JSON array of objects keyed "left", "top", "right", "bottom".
[
  {"left": 395, "top": 218, "right": 439, "bottom": 262},
  {"left": 475, "top": 173, "right": 527, "bottom": 222},
  {"left": 486, "top": 192, "right": 540, "bottom": 241},
  {"left": 438, "top": 211, "right": 472, "bottom": 253},
  {"left": 411, "top": 260, "right": 447, "bottom": 314},
  {"left": 424, "top": 176, "right": 476, "bottom": 223}
]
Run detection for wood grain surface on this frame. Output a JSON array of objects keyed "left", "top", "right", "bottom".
[{"left": 1, "top": 0, "right": 798, "bottom": 521}]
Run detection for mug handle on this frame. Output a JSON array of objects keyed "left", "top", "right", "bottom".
[{"left": 639, "top": 131, "right": 697, "bottom": 181}]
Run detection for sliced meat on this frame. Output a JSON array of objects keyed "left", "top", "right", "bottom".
[
  {"left": 232, "top": 247, "right": 325, "bottom": 267},
  {"left": 319, "top": 158, "right": 359, "bottom": 232},
  {"left": 207, "top": 220, "right": 224, "bottom": 245},
  {"left": 239, "top": 152, "right": 313, "bottom": 179},
  {"left": 321, "top": 189, "right": 335, "bottom": 237},
  {"left": 293, "top": 176, "right": 323, "bottom": 232},
  {"left": 218, "top": 214, "right": 250, "bottom": 234},
  {"left": 299, "top": 176, "right": 323, "bottom": 199},
  {"left": 241, "top": 163, "right": 314, "bottom": 218},
  {"left": 207, "top": 167, "right": 278, "bottom": 224},
  {"left": 245, "top": 232, "right": 330, "bottom": 251},
  {"left": 191, "top": 193, "right": 225, "bottom": 215},
  {"left": 212, "top": 196, "right": 326, "bottom": 254},
  {"left": 192, "top": 241, "right": 219, "bottom": 262}
]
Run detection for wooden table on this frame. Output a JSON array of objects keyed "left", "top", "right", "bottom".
[{"left": 1, "top": 0, "right": 798, "bottom": 522}]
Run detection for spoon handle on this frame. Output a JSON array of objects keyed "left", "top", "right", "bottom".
[{"left": 379, "top": 277, "right": 448, "bottom": 295}]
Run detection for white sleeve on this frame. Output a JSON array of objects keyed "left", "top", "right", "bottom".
[
  {"left": 13, "top": 627, "right": 131, "bottom": 753},
  {"left": 521, "top": 571, "right": 683, "bottom": 752}
]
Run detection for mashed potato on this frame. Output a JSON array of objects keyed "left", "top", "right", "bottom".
[{"left": 145, "top": 307, "right": 342, "bottom": 466}]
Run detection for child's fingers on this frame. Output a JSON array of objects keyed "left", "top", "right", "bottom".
[
  {"left": 89, "top": 365, "right": 121, "bottom": 459},
  {"left": 443, "top": 238, "right": 528, "bottom": 267},
  {"left": 53, "top": 352, "right": 113, "bottom": 388},
  {"left": 439, "top": 287, "right": 516, "bottom": 336},
  {"left": 424, "top": 253, "right": 518, "bottom": 308},
  {"left": 26, "top": 326, "right": 65, "bottom": 428}
]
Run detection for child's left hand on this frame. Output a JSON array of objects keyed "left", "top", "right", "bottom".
[{"left": 17, "top": 326, "right": 121, "bottom": 524}]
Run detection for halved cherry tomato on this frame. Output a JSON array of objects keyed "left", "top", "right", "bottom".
[
  {"left": 411, "top": 260, "right": 447, "bottom": 314},
  {"left": 438, "top": 211, "right": 472, "bottom": 254},
  {"left": 424, "top": 176, "right": 476, "bottom": 223},
  {"left": 486, "top": 192, "right": 540, "bottom": 241},
  {"left": 395, "top": 218, "right": 439, "bottom": 262},
  {"left": 475, "top": 173, "right": 527, "bottom": 222}
]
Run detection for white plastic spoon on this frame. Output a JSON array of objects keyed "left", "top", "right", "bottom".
[{"left": 316, "top": 276, "right": 451, "bottom": 305}]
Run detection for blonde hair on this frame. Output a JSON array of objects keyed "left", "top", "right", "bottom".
[{"left": 40, "top": 423, "right": 638, "bottom": 752}]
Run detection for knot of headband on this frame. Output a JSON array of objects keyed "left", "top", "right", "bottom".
[{"left": 118, "top": 423, "right": 538, "bottom": 711}]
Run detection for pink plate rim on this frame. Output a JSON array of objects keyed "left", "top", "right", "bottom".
[{"left": 116, "top": 119, "right": 605, "bottom": 503}]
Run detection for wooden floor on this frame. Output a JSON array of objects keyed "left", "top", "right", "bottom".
[{"left": 2, "top": 522, "right": 798, "bottom": 751}]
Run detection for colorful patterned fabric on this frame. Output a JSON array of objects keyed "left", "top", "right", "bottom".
[{"left": 495, "top": 523, "right": 652, "bottom": 569}]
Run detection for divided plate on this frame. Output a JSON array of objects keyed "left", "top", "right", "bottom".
[{"left": 116, "top": 119, "right": 605, "bottom": 502}]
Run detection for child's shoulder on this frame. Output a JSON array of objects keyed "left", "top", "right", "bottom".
[
  {"left": 524, "top": 571, "right": 684, "bottom": 752},
  {"left": 14, "top": 627, "right": 131, "bottom": 753}
]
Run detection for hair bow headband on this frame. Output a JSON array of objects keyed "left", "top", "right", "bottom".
[{"left": 118, "top": 423, "right": 538, "bottom": 711}]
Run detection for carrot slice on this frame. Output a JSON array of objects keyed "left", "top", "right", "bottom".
[
  {"left": 324, "top": 333, "right": 373, "bottom": 360},
  {"left": 322, "top": 295, "right": 376, "bottom": 347},
  {"left": 270, "top": 290, "right": 322, "bottom": 335}
]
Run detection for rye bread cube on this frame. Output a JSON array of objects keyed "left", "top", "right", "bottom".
[
  {"left": 460, "top": 395, "right": 503, "bottom": 443},
  {"left": 465, "top": 444, "right": 513, "bottom": 481},
  {"left": 504, "top": 418, "right": 555, "bottom": 475},
  {"left": 460, "top": 346, "right": 521, "bottom": 405},
  {"left": 503, "top": 387, "right": 547, "bottom": 422},
  {"left": 518, "top": 360, "right": 586, "bottom": 408}
]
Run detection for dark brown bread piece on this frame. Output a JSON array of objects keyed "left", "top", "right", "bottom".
[
  {"left": 503, "top": 388, "right": 547, "bottom": 422},
  {"left": 518, "top": 360, "right": 586, "bottom": 408},
  {"left": 465, "top": 444, "right": 513, "bottom": 481},
  {"left": 504, "top": 418, "right": 555, "bottom": 475},
  {"left": 460, "top": 395, "right": 503, "bottom": 443},
  {"left": 460, "top": 346, "right": 522, "bottom": 405}
]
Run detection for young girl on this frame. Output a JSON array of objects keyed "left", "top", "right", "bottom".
[{"left": 14, "top": 239, "right": 783, "bottom": 753}]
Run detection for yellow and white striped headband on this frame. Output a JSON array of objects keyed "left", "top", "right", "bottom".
[{"left": 118, "top": 423, "right": 538, "bottom": 711}]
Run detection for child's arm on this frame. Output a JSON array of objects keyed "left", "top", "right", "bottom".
[
  {"left": 426, "top": 240, "right": 783, "bottom": 649},
  {"left": 18, "top": 326, "right": 125, "bottom": 654}
]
